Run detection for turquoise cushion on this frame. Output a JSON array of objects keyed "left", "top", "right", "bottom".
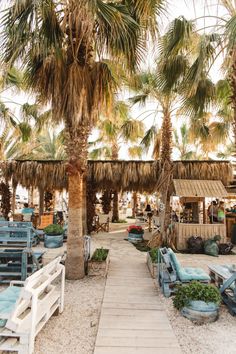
[
  {"left": 178, "top": 267, "right": 210, "bottom": 282},
  {"left": 168, "top": 248, "right": 181, "bottom": 272},
  {"left": 0, "top": 286, "right": 21, "bottom": 326}
]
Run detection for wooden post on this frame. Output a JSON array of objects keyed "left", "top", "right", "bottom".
[
  {"left": 132, "top": 192, "right": 137, "bottom": 218},
  {"left": 39, "top": 188, "right": 44, "bottom": 216},
  {"left": 203, "top": 198, "right": 206, "bottom": 224},
  {"left": 12, "top": 185, "right": 16, "bottom": 214}
]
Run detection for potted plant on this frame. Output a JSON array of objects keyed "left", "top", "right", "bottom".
[
  {"left": 88, "top": 247, "right": 110, "bottom": 276},
  {"left": 146, "top": 248, "right": 159, "bottom": 278},
  {"left": 43, "top": 224, "right": 64, "bottom": 248},
  {"left": 127, "top": 225, "right": 144, "bottom": 243},
  {"left": 173, "top": 281, "right": 221, "bottom": 324}
]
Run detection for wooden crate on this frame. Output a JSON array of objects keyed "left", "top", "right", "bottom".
[{"left": 88, "top": 251, "right": 110, "bottom": 277}]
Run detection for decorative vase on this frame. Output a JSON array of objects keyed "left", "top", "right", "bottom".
[
  {"left": 128, "top": 232, "right": 144, "bottom": 243},
  {"left": 181, "top": 300, "right": 219, "bottom": 324},
  {"left": 44, "top": 234, "right": 63, "bottom": 248}
]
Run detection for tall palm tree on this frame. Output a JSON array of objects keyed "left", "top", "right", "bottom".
[
  {"left": 160, "top": 10, "right": 236, "bottom": 151},
  {"left": 129, "top": 19, "right": 218, "bottom": 243},
  {"left": 1, "top": 0, "right": 165, "bottom": 279},
  {"left": 90, "top": 100, "right": 144, "bottom": 221}
]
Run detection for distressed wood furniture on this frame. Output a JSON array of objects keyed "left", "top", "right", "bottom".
[
  {"left": 0, "top": 222, "right": 43, "bottom": 283},
  {"left": 158, "top": 247, "right": 210, "bottom": 297},
  {"left": 0, "top": 249, "right": 43, "bottom": 283},
  {"left": 0, "top": 257, "right": 65, "bottom": 354},
  {"left": 37, "top": 214, "right": 54, "bottom": 230},
  {"left": 208, "top": 264, "right": 236, "bottom": 315},
  {"left": 94, "top": 214, "right": 110, "bottom": 233},
  {"left": 0, "top": 222, "right": 39, "bottom": 247}
]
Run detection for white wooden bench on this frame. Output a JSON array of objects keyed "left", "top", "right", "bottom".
[{"left": 0, "top": 257, "right": 65, "bottom": 354}]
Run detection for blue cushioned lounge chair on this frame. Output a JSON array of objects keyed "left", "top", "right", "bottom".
[{"left": 158, "top": 247, "right": 210, "bottom": 297}]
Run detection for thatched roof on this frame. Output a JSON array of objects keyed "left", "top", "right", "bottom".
[
  {"left": 173, "top": 179, "right": 228, "bottom": 198},
  {"left": 0, "top": 160, "right": 233, "bottom": 193}
]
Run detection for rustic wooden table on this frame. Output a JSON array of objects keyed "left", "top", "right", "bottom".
[{"left": 208, "top": 264, "right": 236, "bottom": 287}]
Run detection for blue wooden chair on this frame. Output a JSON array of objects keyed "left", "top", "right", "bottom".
[
  {"left": 0, "top": 222, "right": 43, "bottom": 283},
  {"left": 158, "top": 247, "right": 210, "bottom": 297},
  {"left": 0, "top": 221, "right": 39, "bottom": 246}
]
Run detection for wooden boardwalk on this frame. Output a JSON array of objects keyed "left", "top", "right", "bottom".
[{"left": 94, "top": 238, "right": 182, "bottom": 354}]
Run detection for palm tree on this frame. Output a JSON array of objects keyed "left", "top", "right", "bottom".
[
  {"left": 173, "top": 124, "right": 198, "bottom": 160},
  {"left": 90, "top": 100, "right": 144, "bottom": 221},
  {"left": 160, "top": 10, "right": 236, "bottom": 151},
  {"left": 129, "top": 19, "right": 218, "bottom": 243},
  {"left": 1, "top": 0, "right": 165, "bottom": 279}
]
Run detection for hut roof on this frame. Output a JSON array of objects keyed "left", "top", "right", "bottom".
[
  {"left": 0, "top": 160, "right": 233, "bottom": 193},
  {"left": 173, "top": 179, "right": 228, "bottom": 198}
]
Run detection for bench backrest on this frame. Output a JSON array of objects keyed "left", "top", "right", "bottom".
[
  {"left": 0, "top": 221, "right": 33, "bottom": 228},
  {"left": 0, "top": 227, "right": 32, "bottom": 247},
  {"left": 159, "top": 247, "right": 180, "bottom": 281},
  {"left": 6, "top": 257, "right": 65, "bottom": 345},
  {"left": 0, "top": 222, "right": 39, "bottom": 246}
]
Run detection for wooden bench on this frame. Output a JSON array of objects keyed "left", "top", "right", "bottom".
[
  {"left": 158, "top": 247, "right": 210, "bottom": 297},
  {"left": 0, "top": 257, "right": 65, "bottom": 354},
  {"left": 0, "top": 222, "right": 39, "bottom": 247}
]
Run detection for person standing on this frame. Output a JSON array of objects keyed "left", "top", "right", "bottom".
[
  {"left": 207, "top": 201, "right": 218, "bottom": 223},
  {"left": 217, "top": 201, "right": 225, "bottom": 223}
]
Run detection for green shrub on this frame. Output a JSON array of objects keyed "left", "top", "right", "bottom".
[
  {"left": 44, "top": 224, "right": 64, "bottom": 235},
  {"left": 173, "top": 281, "right": 221, "bottom": 310},
  {"left": 91, "top": 248, "right": 109, "bottom": 262},
  {"left": 149, "top": 248, "right": 159, "bottom": 263}
]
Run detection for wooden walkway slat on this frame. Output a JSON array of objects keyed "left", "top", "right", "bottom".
[{"left": 93, "top": 239, "right": 182, "bottom": 354}]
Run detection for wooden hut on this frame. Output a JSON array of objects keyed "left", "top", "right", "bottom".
[{"left": 172, "top": 179, "right": 228, "bottom": 250}]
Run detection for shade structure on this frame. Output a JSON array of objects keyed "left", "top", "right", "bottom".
[
  {"left": 173, "top": 179, "right": 228, "bottom": 198},
  {"left": 0, "top": 160, "right": 233, "bottom": 193}
]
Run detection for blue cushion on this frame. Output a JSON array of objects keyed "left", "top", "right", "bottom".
[
  {"left": 0, "top": 286, "right": 21, "bottom": 326},
  {"left": 178, "top": 267, "right": 210, "bottom": 282},
  {"left": 168, "top": 248, "right": 181, "bottom": 272},
  {"left": 167, "top": 248, "right": 210, "bottom": 282}
]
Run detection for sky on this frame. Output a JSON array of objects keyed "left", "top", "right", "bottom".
[{"left": 0, "top": 0, "right": 230, "bottom": 161}]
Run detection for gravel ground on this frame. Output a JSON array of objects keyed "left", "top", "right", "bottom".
[
  {"left": 162, "top": 293, "right": 236, "bottom": 354},
  {"left": 35, "top": 276, "right": 105, "bottom": 354}
]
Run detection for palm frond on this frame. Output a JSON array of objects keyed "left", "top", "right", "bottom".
[{"left": 121, "top": 119, "right": 144, "bottom": 142}]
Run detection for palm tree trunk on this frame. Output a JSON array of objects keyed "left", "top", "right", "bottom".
[
  {"left": 86, "top": 182, "right": 96, "bottom": 234},
  {"left": 65, "top": 123, "right": 90, "bottom": 280},
  {"left": 230, "top": 49, "right": 236, "bottom": 150},
  {"left": 39, "top": 188, "right": 44, "bottom": 216},
  {"left": 111, "top": 143, "right": 119, "bottom": 222},
  {"left": 65, "top": 173, "right": 85, "bottom": 279},
  {"left": 12, "top": 184, "right": 17, "bottom": 214},
  {"left": 112, "top": 191, "right": 119, "bottom": 222},
  {"left": 132, "top": 192, "right": 137, "bottom": 218},
  {"left": 159, "top": 107, "right": 173, "bottom": 244}
]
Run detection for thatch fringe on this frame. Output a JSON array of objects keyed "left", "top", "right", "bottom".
[{"left": 0, "top": 160, "right": 233, "bottom": 193}]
